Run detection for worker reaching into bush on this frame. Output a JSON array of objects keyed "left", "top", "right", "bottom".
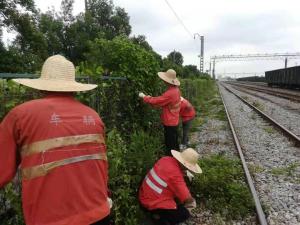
[
  {"left": 139, "top": 69, "right": 181, "bottom": 154},
  {"left": 0, "top": 55, "right": 112, "bottom": 225},
  {"left": 179, "top": 96, "right": 196, "bottom": 150},
  {"left": 139, "top": 148, "right": 202, "bottom": 225}
]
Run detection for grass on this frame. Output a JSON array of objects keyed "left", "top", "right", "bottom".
[
  {"left": 252, "top": 100, "right": 264, "bottom": 111},
  {"left": 248, "top": 163, "right": 265, "bottom": 174},
  {"left": 191, "top": 154, "right": 256, "bottom": 220},
  {"left": 271, "top": 163, "right": 299, "bottom": 176},
  {"left": 264, "top": 126, "right": 275, "bottom": 134}
]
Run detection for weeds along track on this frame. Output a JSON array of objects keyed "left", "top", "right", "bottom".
[
  {"left": 227, "top": 82, "right": 300, "bottom": 103},
  {"left": 225, "top": 83, "right": 300, "bottom": 138},
  {"left": 219, "top": 83, "right": 300, "bottom": 225}
]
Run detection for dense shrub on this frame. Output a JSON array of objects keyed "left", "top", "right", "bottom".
[
  {"left": 82, "top": 36, "right": 164, "bottom": 132},
  {"left": 107, "top": 129, "right": 163, "bottom": 225}
]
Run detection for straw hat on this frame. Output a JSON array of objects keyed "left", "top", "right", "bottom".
[
  {"left": 171, "top": 148, "right": 202, "bottom": 174},
  {"left": 157, "top": 69, "right": 180, "bottom": 86},
  {"left": 13, "top": 55, "right": 97, "bottom": 92}
]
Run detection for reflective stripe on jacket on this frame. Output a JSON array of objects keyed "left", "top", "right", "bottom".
[
  {"left": 180, "top": 97, "right": 196, "bottom": 122},
  {"left": 143, "top": 86, "right": 181, "bottom": 126},
  {"left": 0, "top": 93, "right": 110, "bottom": 225},
  {"left": 139, "top": 157, "right": 191, "bottom": 210}
]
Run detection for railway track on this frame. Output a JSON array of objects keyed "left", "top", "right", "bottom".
[
  {"left": 227, "top": 82, "right": 300, "bottom": 103},
  {"left": 219, "top": 82, "right": 300, "bottom": 224},
  {"left": 222, "top": 84, "right": 300, "bottom": 146},
  {"left": 219, "top": 86, "right": 267, "bottom": 225}
]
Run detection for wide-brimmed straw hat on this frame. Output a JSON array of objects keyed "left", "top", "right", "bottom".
[
  {"left": 171, "top": 148, "right": 202, "bottom": 174},
  {"left": 13, "top": 55, "right": 97, "bottom": 92},
  {"left": 157, "top": 69, "right": 180, "bottom": 86}
]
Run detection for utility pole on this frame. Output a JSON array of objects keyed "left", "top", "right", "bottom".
[
  {"left": 212, "top": 59, "right": 216, "bottom": 80},
  {"left": 284, "top": 57, "right": 288, "bottom": 68},
  {"left": 173, "top": 49, "right": 176, "bottom": 64},
  {"left": 200, "top": 35, "right": 204, "bottom": 74},
  {"left": 194, "top": 33, "right": 204, "bottom": 74},
  {"left": 85, "top": 0, "right": 89, "bottom": 13}
]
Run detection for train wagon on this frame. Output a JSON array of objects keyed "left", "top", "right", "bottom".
[{"left": 265, "top": 65, "right": 300, "bottom": 88}]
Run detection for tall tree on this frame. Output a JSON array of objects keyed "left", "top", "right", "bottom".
[
  {"left": 183, "top": 65, "right": 200, "bottom": 77},
  {"left": 60, "top": 0, "right": 75, "bottom": 25},
  {"left": 86, "top": 0, "right": 131, "bottom": 39},
  {"left": 167, "top": 50, "right": 183, "bottom": 66}
]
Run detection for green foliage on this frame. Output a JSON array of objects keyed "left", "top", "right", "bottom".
[
  {"left": 191, "top": 155, "right": 255, "bottom": 220},
  {"left": 180, "top": 78, "right": 217, "bottom": 117},
  {"left": 182, "top": 64, "right": 200, "bottom": 78},
  {"left": 167, "top": 50, "right": 183, "bottom": 66},
  {"left": 0, "top": 183, "right": 24, "bottom": 225},
  {"left": 84, "top": 36, "right": 162, "bottom": 131},
  {"left": 0, "top": 79, "right": 40, "bottom": 120},
  {"left": 161, "top": 58, "right": 184, "bottom": 77},
  {"left": 107, "top": 129, "right": 163, "bottom": 225}
]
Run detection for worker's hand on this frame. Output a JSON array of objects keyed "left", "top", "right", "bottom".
[
  {"left": 138, "top": 92, "right": 146, "bottom": 98},
  {"left": 185, "top": 198, "right": 197, "bottom": 211},
  {"left": 107, "top": 197, "right": 113, "bottom": 209},
  {"left": 186, "top": 170, "right": 194, "bottom": 182}
]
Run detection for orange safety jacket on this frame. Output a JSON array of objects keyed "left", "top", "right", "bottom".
[
  {"left": 0, "top": 93, "right": 110, "bottom": 225},
  {"left": 180, "top": 97, "right": 196, "bottom": 122},
  {"left": 139, "top": 157, "right": 191, "bottom": 210},
  {"left": 143, "top": 86, "right": 181, "bottom": 126}
]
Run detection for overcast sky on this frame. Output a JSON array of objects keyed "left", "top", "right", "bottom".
[{"left": 7, "top": 0, "right": 300, "bottom": 77}]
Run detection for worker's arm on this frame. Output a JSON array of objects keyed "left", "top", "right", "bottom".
[
  {"left": 168, "top": 171, "right": 192, "bottom": 204},
  {"left": 143, "top": 91, "right": 171, "bottom": 107},
  {"left": 0, "top": 111, "right": 20, "bottom": 188}
]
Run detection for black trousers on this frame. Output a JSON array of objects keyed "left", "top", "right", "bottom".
[
  {"left": 164, "top": 125, "right": 179, "bottom": 155},
  {"left": 149, "top": 204, "right": 190, "bottom": 225},
  {"left": 182, "top": 119, "right": 193, "bottom": 146},
  {"left": 90, "top": 215, "right": 112, "bottom": 225}
]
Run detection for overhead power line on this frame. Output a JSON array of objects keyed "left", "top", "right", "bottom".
[{"left": 163, "top": 0, "right": 193, "bottom": 38}]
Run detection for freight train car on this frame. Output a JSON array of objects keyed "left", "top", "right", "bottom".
[
  {"left": 265, "top": 66, "right": 300, "bottom": 88},
  {"left": 236, "top": 76, "right": 265, "bottom": 82}
]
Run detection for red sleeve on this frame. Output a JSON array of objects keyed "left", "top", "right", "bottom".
[
  {"left": 169, "top": 170, "right": 191, "bottom": 203},
  {"left": 143, "top": 91, "right": 171, "bottom": 107},
  {"left": 179, "top": 100, "right": 187, "bottom": 114},
  {"left": 0, "top": 110, "right": 20, "bottom": 188}
]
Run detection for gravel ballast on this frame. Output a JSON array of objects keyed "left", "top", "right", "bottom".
[{"left": 219, "top": 83, "right": 300, "bottom": 225}]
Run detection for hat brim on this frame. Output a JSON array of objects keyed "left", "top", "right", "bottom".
[
  {"left": 158, "top": 72, "right": 180, "bottom": 86},
  {"left": 13, "top": 78, "right": 97, "bottom": 92},
  {"left": 171, "top": 150, "right": 202, "bottom": 174}
]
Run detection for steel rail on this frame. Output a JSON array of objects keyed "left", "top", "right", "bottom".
[
  {"left": 228, "top": 82, "right": 300, "bottom": 103},
  {"left": 221, "top": 83, "right": 300, "bottom": 146},
  {"left": 218, "top": 84, "right": 268, "bottom": 225}
]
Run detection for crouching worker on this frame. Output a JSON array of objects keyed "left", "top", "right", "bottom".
[
  {"left": 139, "top": 148, "right": 202, "bottom": 225},
  {"left": 0, "top": 55, "right": 112, "bottom": 225}
]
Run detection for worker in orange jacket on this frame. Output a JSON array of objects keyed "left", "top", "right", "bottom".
[
  {"left": 0, "top": 55, "right": 112, "bottom": 225},
  {"left": 179, "top": 97, "right": 196, "bottom": 149},
  {"left": 139, "top": 69, "right": 181, "bottom": 154},
  {"left": 139, "top": 148, "right": 202, "bottom": 225}
]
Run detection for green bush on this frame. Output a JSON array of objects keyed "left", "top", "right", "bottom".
[
  {"left": 107, "top": 129, "right": 163, "bottom": 225},
  {"left": 190, "top": 154, "right": 255, "bottom": 220},
  {"left": 0, "top": 183, "right": 24, "bottom": 225}
]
